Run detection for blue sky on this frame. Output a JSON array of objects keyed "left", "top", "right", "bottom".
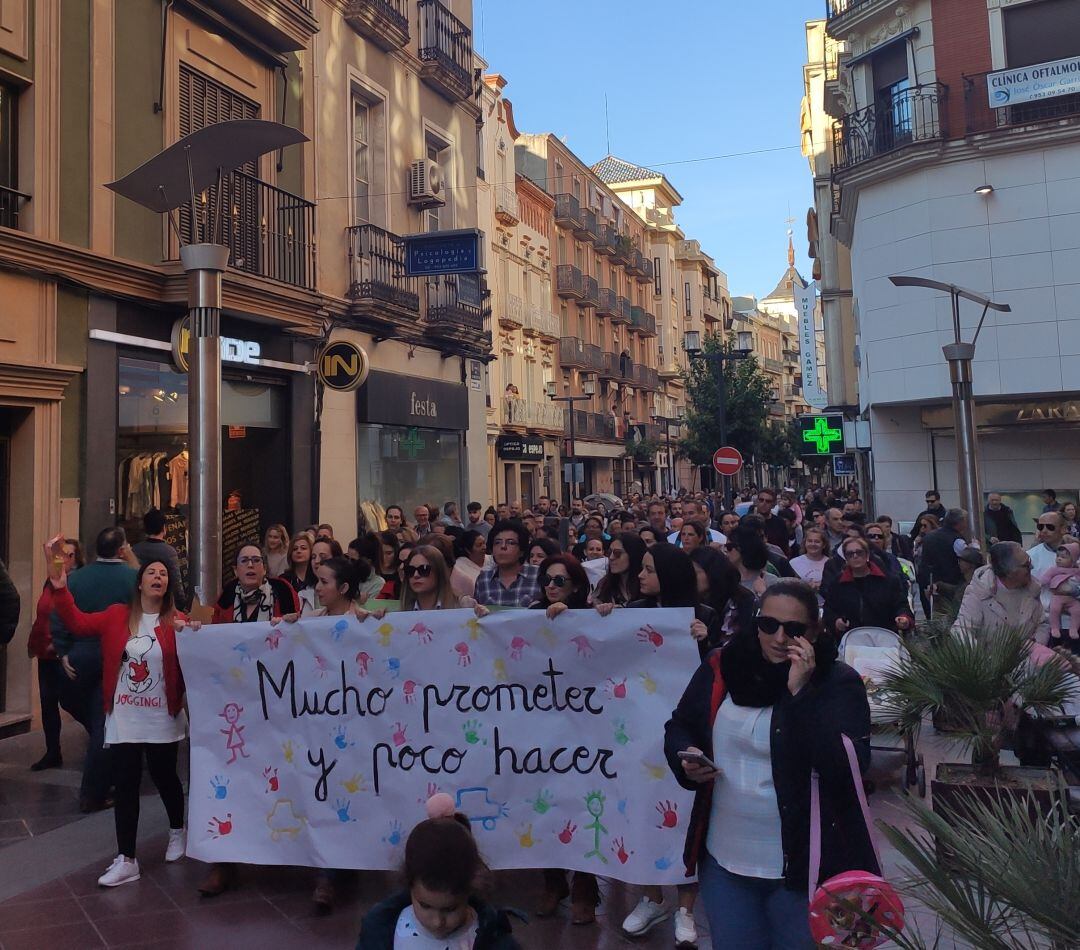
[{"left": 475, "top": 0, "right": 822, "bottom": 299}]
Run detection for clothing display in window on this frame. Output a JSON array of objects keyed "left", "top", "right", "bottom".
[{"left": 118, "top": 449, "right": 188, "bottom": 520}]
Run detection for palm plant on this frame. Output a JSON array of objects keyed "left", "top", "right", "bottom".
[
  {"left": 863, "top": 790, "right": 1080, "bottom": 949},
  {"left": 877, "top": 625, "right": 1077, "bottom": 776}
]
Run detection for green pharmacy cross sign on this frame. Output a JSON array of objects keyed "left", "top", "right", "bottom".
[
  {"left": 400, "top": 428, "right": 426, "bottom": 459},
  {"left": 797, "top": 414, "right": 846, "bottom": 456}
]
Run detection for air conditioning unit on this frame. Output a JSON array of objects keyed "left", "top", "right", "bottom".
[{"left": 408, "top": 159, "right": 445, "bottom": 207}]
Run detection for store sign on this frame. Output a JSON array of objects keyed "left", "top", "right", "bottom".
[
  {"left": 171, "top": 317, "right": 261, "bottom": 373},
  {"left": 497, "top": 435, "right": 545, "bottom": 461},
  {"left": 403, "top": 229, "right": 483, "bottom": 276},
  {"left": 833, "top": 454, "right": 856, "bottom": 476},
  {"left": 986, "top": 55, "right": 1080, "bottom": 107},
  {"left": 797, "top": 413, "right": 846, "bottom": 457},
  {"left": 795, "top": 281, "right": 828, "bottom": 410},
  {"left": 358, "top": 370, "right": 469, "bottom": 431},
  {"left": 318, "top": 341, "right": 370, "bottom": 392}
]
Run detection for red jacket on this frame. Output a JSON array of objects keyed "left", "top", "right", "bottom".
[
  {"left": 47, "top": 585, "right": 187, "bottom": 717},
  {"left": 27, "top": 584, "right": 56, "bottom": 659}
]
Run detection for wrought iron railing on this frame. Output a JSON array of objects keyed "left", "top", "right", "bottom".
[
  {"left": 559, "top": 336, "right": 588, "bottom": 368},
  {"left": 596, "top": 222, "right": 617, "bottom": 255},
  {"left": 616, "top": 295, "right": 632, "bottom": 324},
  {"left": 0, "top": 184, "right": 30, "bottom": 230},
  {"left": 523, "top": 304, "right": 559, "bottom": 338},
  {"left": 825, "top": 0, "right": 875, "bottom": 19},
  {"left": 581, "top": 275, "right": 599, "bottom": 308},
  {"left": 417, "top": 0, "right": 472, "bottom": 99},
  {"left": 494, "top": 183, "right": 519, "bottom": 222},
  {"left": 556, "top": 263, "right": 584, "bottom": 298},
  {"left": 346, "top": 223, "right": 419, "bottom": 311},
  {"left": 425, "top": 275, "right": 485, "bottom": 331},
  {"left": 963, "top": 68, "right": 1080, "bottom": 135},
  {"left": 554, "top": 193, "right": 582, "bottom": 230},
  {"left": 597, "top": 287, "right": 618, "bottom": 318},
  {"left": 179, "top": 170, "right": 316, "bottom": 289},
  {"left": 832, "top": 83, "right": 947, "bottom": 171},
  {"left": 345, "top": 0, "right": 409, "bottom": 43},
  {"left": 578, "top": 207, "right": 599, "bottom": 243}
]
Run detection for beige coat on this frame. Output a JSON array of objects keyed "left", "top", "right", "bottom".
[{"left": 952, "top": 564, "right": 1049, "bottom": 644}]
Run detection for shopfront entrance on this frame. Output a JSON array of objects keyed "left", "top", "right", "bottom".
[
  {"left": 356, "top": 370, "right": 469, "bottom": 515},
  {"left": 496, "top": 435, "right": 545, "bottom": 509}
]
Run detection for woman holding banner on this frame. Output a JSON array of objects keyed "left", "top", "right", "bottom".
[
  {"left": 41, "top": 547, "right": 189, "bottom": 888},
  {"left": 664, "top": 579, "right": 875, "bottom": 949}
]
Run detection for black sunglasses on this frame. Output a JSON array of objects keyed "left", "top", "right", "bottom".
[
  {"left": 1037, "top": 524, "right": 1057, "bottom": 532},
  {"left": 540, "top": 573, "right": 570, "bottom": 588},
  {"left": 755, "top": 615, "right": 809, "bottom": 639},
  {"left": 404, "top": 563, "right": 433, "bottom": 578}
]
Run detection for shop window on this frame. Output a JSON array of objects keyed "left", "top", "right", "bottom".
[
  {"left": 0, "top": 79, "right": 22, "bottom": 229},
  {"left": 356, "top": 425, "right": 463, "bottom": 520}
]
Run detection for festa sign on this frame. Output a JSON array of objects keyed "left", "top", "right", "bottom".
[{"left": 177, "top": 609, "right": 698, "bottom": 884}]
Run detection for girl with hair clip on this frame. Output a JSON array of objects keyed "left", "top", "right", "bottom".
[{"left": 357, "top": 794, "right": 521, "bottom": 949}]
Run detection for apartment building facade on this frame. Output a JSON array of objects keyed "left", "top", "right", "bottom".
[
  {"left": 818, "top": 0, "right": 1080, "bottom": 518},
  {"left": 516, "top": 137, "right": 661, "bottom": 498},
  {"left": 479, "top": 75, "right": 563, "bottom": 506}
]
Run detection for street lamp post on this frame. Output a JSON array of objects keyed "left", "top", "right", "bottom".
[
  {"left": 652, "top": 405, "right": 685, "bottom": 497},
  {"left": 889, "top": 276, "right": 1010, "bottom": 549},
  {"left": 683, "top": 330, "right": 752, "bottom": 508},
  {"left": 546, "top": 375, "right": 596, "bottom": 507}
]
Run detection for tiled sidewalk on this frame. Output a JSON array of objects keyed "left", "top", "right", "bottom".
[{"left": 0, "top": 721, "right": 966, "bottom": 949}]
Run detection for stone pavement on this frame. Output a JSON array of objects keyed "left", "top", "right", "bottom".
[{"left": 0, "top": 718, "right": 965, "bottom": 949}]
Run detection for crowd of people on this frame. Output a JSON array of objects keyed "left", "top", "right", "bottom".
[{"left": 18, "top": 481, "right": 1078, "bottom": 949}]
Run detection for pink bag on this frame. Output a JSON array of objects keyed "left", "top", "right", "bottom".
[{"left": 807, "top": 734, "right": 904, "bottom": 948}]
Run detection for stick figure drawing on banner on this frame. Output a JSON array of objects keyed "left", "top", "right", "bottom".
[
  {"left": 583, "top": 791, "right": 608, "bottom": 864},
  {"left": 219, "top": 702, "right": 249, "bottom": 763}
]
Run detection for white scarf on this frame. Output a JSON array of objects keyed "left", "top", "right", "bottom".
[{"left": 234, "top": 579, "right": 274, "bottom": 623}]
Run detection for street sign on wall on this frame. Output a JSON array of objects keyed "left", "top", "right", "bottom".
[
  {"left": 832, "top": 455, "right": 856, "bottom": 476},
  {"left": 403, "top": 229, "right": 483, "bottom": 276},
  {"left": 712, "top": 446, "right": 744, "bottom": 476},
  {"left": 797, "top": 414, "right": 847, "bottom": 456}
]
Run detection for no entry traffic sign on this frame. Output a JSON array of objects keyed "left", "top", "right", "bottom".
[{"left": 712, "top": 446, "right": 744, "bottom": 477}]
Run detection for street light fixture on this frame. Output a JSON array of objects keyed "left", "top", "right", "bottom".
[
  {"left": 683, "top": 331, "right": 751, "bottom": 506},
  {"left": 888, "top": 275, "right": 1011, "bottom": 547},
  {"left": 546, "top": 375, "right": 597, "bottom": 506}
]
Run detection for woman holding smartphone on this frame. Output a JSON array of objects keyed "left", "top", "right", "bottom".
[{"left": 664, "top": 580, "right": 876, "bottom": 949}]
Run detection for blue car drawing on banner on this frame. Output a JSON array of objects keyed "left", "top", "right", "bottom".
[{"left": 455, "top": 787, "right": 509, "bottom": 831}]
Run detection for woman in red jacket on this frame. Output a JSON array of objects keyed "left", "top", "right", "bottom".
[{"left": 45, "top": 552, "right": 189, "bottom": 888}]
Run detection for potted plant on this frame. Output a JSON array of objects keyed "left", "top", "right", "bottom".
[{"left": 878, "top": 625, "right": 1077, "bottom": 813}]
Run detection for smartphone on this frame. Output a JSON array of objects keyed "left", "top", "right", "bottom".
[{"left": 677, "top": 750, "right": 718, "bottom": 771}]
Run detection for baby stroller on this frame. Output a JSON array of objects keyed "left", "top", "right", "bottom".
[{"left": 839, "top": 626, "right": 926, "bottom": 798}]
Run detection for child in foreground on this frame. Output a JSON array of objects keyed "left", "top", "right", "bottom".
[{"left": 356, "top": 793, "right": 522, "bottom": 949}]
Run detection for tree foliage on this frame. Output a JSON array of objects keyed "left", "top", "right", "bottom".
[{"left": 679, "top": 333, "right": 771, "bottom": 466}]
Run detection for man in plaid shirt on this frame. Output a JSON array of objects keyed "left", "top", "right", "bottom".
[{"left": 473, "top": 520, "right": 540, "bottom": 608}]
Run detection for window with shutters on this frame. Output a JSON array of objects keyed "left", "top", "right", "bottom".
[
  {"left": 0, "top": 80, "right": 21, "bottom": 229},
  {"left": 352, "top": 96, "right": 371, "bottom": 225}
]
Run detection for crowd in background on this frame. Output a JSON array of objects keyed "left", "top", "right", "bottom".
[{"left": 12, "top": 480, "right": 1078, "bottom": 949}]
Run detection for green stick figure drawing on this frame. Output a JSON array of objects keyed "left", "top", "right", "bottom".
[{"left": 583, "top": 791, "right": 608, "bottom": 864}]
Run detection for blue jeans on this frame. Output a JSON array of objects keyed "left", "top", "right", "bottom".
[{"left": 698, "top": 852, "right": 814, "bottom": 950}]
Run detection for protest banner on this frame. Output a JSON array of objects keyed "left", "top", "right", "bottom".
[{"left": 177, "top": 608, "right": 698, "bottom": 884}]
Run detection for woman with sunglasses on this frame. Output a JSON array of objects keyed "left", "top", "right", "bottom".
[
  {"left": 592, "top": 532, "right": 646, "bottom": 608},
  {"left": 399, "top": 546, "right": 487, "bottom": 615},
  {"left": 616, "top": 542, "right": 719, "bottom": 946},
  {"left": 822, "top": 536, "right": 914, "bottom": 636},
  {"left": 665, "top": 580, "right": 876, "bottom": 949},
  {"left": 529, "top": 552, "right": 599, "bottom": 923}
]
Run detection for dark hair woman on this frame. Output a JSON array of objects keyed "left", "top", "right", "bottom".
[
  {"left": 664, "top": 580, "right": 876, "bottom": 949},
  {"left": 528, "top": 537, "right": 561, "bottom": 567},
  {"left": 372, "top": 531, "right": 401, "bottom": 600},
  {"left": 690, "top": 546, "right": 755, "bottom": 652},
  {"left": 592, "top": 532, "right": 646, "bottom": 608},
  {"left": 725, "top": 526, "right": 779, "bottom": 600},
  {"left": 44, "top": 552, "right": 190, "bottom": 886},
  {"left": 638, "top": 525, "right": 661, "bottom": 548}
]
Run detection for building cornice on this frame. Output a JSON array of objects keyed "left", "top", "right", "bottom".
[{"left": 0, "top": 360, "right": 83, "bottom": 401}]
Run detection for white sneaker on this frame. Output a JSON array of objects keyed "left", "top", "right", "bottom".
[
  {"left": 622, "top": 896, "right": 670, "bottom": 936},
  {"left": 674, "top": 906, "right": 698, "bottom": 947},
  {"left": 98, "top": 855, "right": 141, "bottom": 887},
  {"left": 165, "top": 828, "right": 186, "bottom": 862}
]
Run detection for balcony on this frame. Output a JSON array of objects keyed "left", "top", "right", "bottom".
[
  {"left": 631, "top": 307, "right": 657, "bottom": 337},
  {"left": 424, "top": 274, "right": 487, "bottom": 341},
  {"left": 763, "top": 357, "right": 783, "bottom": 374},
  {"left": 417, "top": 0, "right": 473, "bottom": 102},
  {"left": 568, "top": 410, "right": 615, "bottom": 441},
  {"left": 611, "top": 233, "right": 633, "bottom": 266},
  {"left": 501, "top": 293, "right": 525, "bottom": 329},
  {"left": 0, "top": 185, "right": 30, "bottom": 230},
  {"left": 702, "top": 292, "right": 721, "bottom": 323},
  {"left": 554, "top": 193, "right": 582, "bottom": 231},
  {"left": 346, "top": 223, "right": 420, "bottom": 324},
  {"left": 597, "top": 287, "right": 618, "bottom": 319},
  {"left": 658, "top": 359, "right": 683, "bottom": 380},
  {"left": 577, "top": 207, "right": 599, "bottom": 243},
  {"left": 638, "top": 255, "right": 654, "bottom": 284},
  {"left": 559, "top": 336, "right": 589, "bottom": 369},
  {"left": 769, "top": 401, "right": 786, "bottom": 418},
  {"left": 582, "top": 342, "right": 602, "bottom": 372},
  {"left": 523, "top": 303, "right": 560, "bottom": 340},
  {"left": 504, "top": 397, "right": 564, "bottom": 432},
  {"left": 616, "top": 295, "right": 632, "bottom": 325},
  {"left": 494, "top": 183, "right": 520, "bottom": 225},
  {"left": 964, "top": 67, "right": 1080, "bottom": 136},
  {"left": 555, "top": 263, "right": 584, "bottom": 299},
  {"left": 580, "top": 275, "right": 599, "bottom": 309},
  {"left": 783, "top": 348, "right": 800, "bottom": 364},
  {"left": 344, "top": 0, "right": 409, "bottom": 51},
  {"left": 833, "top": 83, "right": 948, "bottom": 172},
  {"left": 179, "top": 169, "right": 315, "bottom": 289},
  {"left": 596, "top": 222, "right": 617, "bottom": 256},
  {"left": 599, "top": 350, "right": 620, "bottom": 380}
]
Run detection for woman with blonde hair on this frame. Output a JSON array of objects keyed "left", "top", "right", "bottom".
[
  {"left": 401, "top": 546, "right": 463, "bottom": 611},
  {"left": 262, "top": 524, "right": 290, "bottom": 578}
]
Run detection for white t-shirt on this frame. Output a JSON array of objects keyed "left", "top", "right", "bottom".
[
  {"left": 393, "top": 904, "right": 478, "bottom": 950},
  {"left": 790, "top": 554, "right": 827, "bottom": 586},
  {"left": 1029, "top": 542, "right": 1058, "bottom": 613},
  {"left": 105, "top": 614, "right": 187, "bottom": 746},
  {"left": 707, "top": 697, "right": 783, "bottom": 879}
]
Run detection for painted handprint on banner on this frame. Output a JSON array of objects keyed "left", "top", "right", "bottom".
[
  {"left": 454, "top": 642, "right": 472, "bottom": 666},
  {"left": 333, "top": 725, "right": 355, "bottom": 750},
  {"left": 613, "top": 719, "right": 630, "bottom": 746},
  {"left": 516, "top": 824, "right": 535, "bottom": 848},
  {"left": 207, "top": 814, "right": 233, "bottom": 839},
  {"left": 636, "top": 625, "right": 664, "bottom": 650},
  {"left": 402, "top": 680, "right": 419, "bottom": 704},
  {"left": 528, "top": 789, "right": 554, "bottom": 815},
  {"left": 313, "top": 656, "right": 331, "bottom": 678},
  {"left": 262, "top": 766, "right": 279, "bottom": 793},
  {"left": 391, "top": 722, "right": 408, "bottom": 747},
  {"left": 638, "top": 671, "right": 658, "bottom": 695},
  {"left": 383, "top": 820, "right": 403, "bottom": 847},
  {"left": 493, "top": 658, "right": 508, "bottom": 682},
  {"left": 612, "top": 836, "right": 633, "bottom": 864},
  {"left": 341, "top": 773, "right": 367, "bottom": 795},
  {"left": 605, "top": 677, "right": 628, "bottom": 700},
  {"left": 265, "top": 628, "right": 283, "bottom": 650},
  {"left": 462, "top": 719, "right": 485, "bottom": 745},
  {"left": 508, "top": 636, "right": 530, "bottom": 661},
  {"left": 386, "top": 657, "right": 401, "bottom": 679},
  {"left": 557, "top": 820, "right": 577, "bottom": 844},
  {"left": 570, "top": 635, "right": 595, "bottom": 658},
  {"left": 656, "top": 800, "right": 679, "bottom": 829},
  {"left": 282, "top": 739, "right": 295, "bottom": 764},
  {"left": 375, "top": 622, "right": 394, "bottom": 647},
  {"left": 209, "top": 775, "right": 229, "bottom": 800},
  {"left": 355, "top": 651, "right": 371, "bottom": 676},
  {"left": 334, "top": 799, "right": 357, "bottom": 823},
  {"left": 331, "top": 619, "right": 349, "bottom": 643},
  {"left": 409, "top": 622, "right": 434, "bottom": 645}
]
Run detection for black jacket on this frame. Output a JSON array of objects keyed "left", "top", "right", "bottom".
[
  {"left": 356, "top": 892, "right": 521, "bottom": 950},
  {"left": 984, "top": 504, "right": 1022, "bottom": 544},
  {"left": 888, "top": 532, "right": 915, "bottom": 562},
  {"left": 626, "top": 598, "right": 721, "bottom": 659},
  {"left": 822, "top": 562, "right": 914, "bottom": 634},
  {"left": 0, "top": 558, "right": 19, "bottom": 645},
  {"left": 664, "top": 649, "right": 877, "bottom": 890},
  {"left": 908, "top": 503, "right": 947, "bottom": 538},
  {"left": 916, "top": 525, "right": 964, "bottom": 593}
]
